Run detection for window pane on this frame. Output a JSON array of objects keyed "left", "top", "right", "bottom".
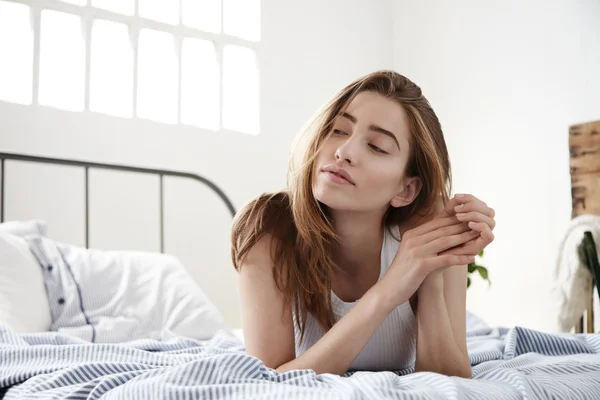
[
  {"left": 223, "top": 45, "right": 259, "bottom": 134},
  {"left": 182, "top": 0, "right": 220, "bottom": 33},
  {"left": 224, "top": 0, "right": 260, "bottom": 42},
  {"left": 39, "top": 10, "right": 85, "bottom": 112},
  {"left": 181, "top": 38, "right": 219, "bottom": 130},
  {"left": 139, "top": 0, "right": 179, "bottom": 25},
  {"left": 92, "top": 0, "right": 134, "bottom": 16},
  {"left": 0, "top": 1, "right": 33, "bottom": 105},
  {"left": 137, "top": 29, "right": 177, "bottom": 124},
  {"left": 90, "top": 19, "right": 133, "bottom": 118}
]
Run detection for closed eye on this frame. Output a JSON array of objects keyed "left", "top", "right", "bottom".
[
  {"left": 333, "top": 129, "right": 387, "bottom": 154},
  {"left": 369, "top": 144, "right": 387, "bottom": 154}
]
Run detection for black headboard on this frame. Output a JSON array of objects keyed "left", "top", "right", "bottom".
[{"left": 0, "top": 151, "right": 236, "bottom": 252}]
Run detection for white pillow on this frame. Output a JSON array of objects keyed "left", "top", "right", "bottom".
[
  {"left": 0, "top": 231, "right": 52, "bottom": 333},
  {"left": 26, "top": 235, "right": 227, "bottom": 342},
  {"left": 0, "top": 219, "right": 47, "bottom": 237}
]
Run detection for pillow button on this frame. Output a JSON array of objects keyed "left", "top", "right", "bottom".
[
  {"left": 47, "top": 265, "right": 53, "bottom": 272},
  {"left": 58, "top": 298, "right": 65, "bottom": 305}
]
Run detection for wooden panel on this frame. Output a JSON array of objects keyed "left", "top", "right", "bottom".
[
  {"left": 570, "top": 120, "right": 600, "bottom": 218},
  {"left": 571, "top": 173, "right": 600, "bottom": 217},
  {"left": 570, "top": 119, "right": 600, "bottom": 333}
]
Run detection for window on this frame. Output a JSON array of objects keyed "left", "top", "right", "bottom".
[
  {"left": 137, "top": 28, "right": 178, "bottom": 124},
  {"left": 181, "top": 38, "right": 219, "bottom": 130},
  {"left": 0, "top": 1, "right": 33, "bottom": 105},
  {"left": 0, "top": 0, "right": 261, "bottom": 135},
  {"left": 223, "top": 45, "right": 259, "bottom": 135},
  {"left": 90, "top": 19, "right": 133, "bottom": 118}
]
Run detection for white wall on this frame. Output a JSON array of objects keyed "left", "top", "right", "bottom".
[
  {"left": 392, "top": 0, "right": 600, "bottom": 332},
  {"left": 7, "top": 0, "right": 592, "bottom": 334},
  {"left": 0, "top": 0, "right": 394, "bottom": 328}
]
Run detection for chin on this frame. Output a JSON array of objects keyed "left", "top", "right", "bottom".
[{"left": 312, "top": 183, "right": 357, "bottom": 212}]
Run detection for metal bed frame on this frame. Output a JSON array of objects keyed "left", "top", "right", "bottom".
[{"left": 0, "top": 151, "right": 236, "bottom": 252}]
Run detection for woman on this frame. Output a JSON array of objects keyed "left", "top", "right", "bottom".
[{"left": 231, "top": 70, "right": 496, "bottom": 377}]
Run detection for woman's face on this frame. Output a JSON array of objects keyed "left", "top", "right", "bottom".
[{"left": 312, "top": 91, "right": 417, "bottom": 214}]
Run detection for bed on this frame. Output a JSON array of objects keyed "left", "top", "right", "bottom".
[{"left": 2, "top": 151, "right": 600, "bottom": 400}]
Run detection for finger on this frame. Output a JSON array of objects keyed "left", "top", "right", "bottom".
[
  {"left": 477, "top": 222, "right": 495, "bottom": 242},
  {"left": 439, "top": 241, "right": 483, "bottom": 256},
  {"left": 454, "top": 202, "right": 495, "bottom": 219},
  {"left": 414, "top": 221, "right": 470, "bottom": 246},
  {"left": 404, "top": 216, "right": 461, "bottom": 239},
  {"left": 456, "top": 211, "right": 496, "bottom": 230},
  {"left": 421, "top": 229, "right": 480, "bottom": 256},
  {"left": 439, "top": 222, "right": 494, "bottom": 256},
  {"left": 442, "top": 193, "right": 486, "bottom": 217},
  {"left": 441, "top": 196, "right": 465, "bottom": 217},
  {"left": 468, "top": 220, "right": 496, "bottom": 239},
  {"left": 452, "top": 194, "right": 483, "bottom": 207},
  {"left": 438, "top": 238, "right": 478, "bottom": 256},
  {"left": 423, "top": 253, "right": 476, "bottom": 273}
]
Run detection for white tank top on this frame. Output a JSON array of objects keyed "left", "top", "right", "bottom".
[{"left": 293, "top": 225, "right": 417, "bottom": 371}]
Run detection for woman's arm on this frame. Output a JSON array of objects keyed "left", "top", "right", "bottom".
[
  {"left": 239, "top": 217, "right": 479, "bottom": 375},
  {"left": 413, "top": 266, "right": 471, "bottom": 378},
  {"left": 413, "top": 193, "right": 495, "bottom": 377},
  {"left": 238, "top": 234, "right": 403, "bottom": 376}
]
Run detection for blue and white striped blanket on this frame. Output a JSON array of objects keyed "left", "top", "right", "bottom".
[{"left": 1, "top": 323, "right": 600, "bottom": 399}]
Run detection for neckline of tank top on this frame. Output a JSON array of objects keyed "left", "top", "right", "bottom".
[{"left": 331, "top": 225, "right": 400, "bottom": 307}]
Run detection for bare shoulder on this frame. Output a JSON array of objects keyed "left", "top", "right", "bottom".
[
  {"left": 242, "top": 233, "right": 275, "bottom": 270},
  {"left": 231, "top": 190, "right": 293, "bottom": 271}
]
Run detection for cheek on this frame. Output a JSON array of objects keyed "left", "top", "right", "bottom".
[
  {"left": 319, "top": 137, "right": 337, "bottom": 155},
  {"left": 366, "top": 164, "right": 402, "bottom": 188},
  {"left": 361, "top": 165, "right": 404, "bottom": 200},
  {"left": 313, "top": 139, "right": 333, "bottom": 162}
]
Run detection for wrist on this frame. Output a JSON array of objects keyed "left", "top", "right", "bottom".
[
  {"left": 368, "top": 281, "right": 408, "bottom": 313},
  {"left": 419, "top": 271, "right": 444, "bottom": 295}
]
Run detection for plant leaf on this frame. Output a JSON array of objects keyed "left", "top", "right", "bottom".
[
  {"left": 477, "top": 266, "right": 489, "bottom": 280},
  {"left": 468, "top": 263, "right": 476, "bottom": 273},
  {"left": 478, "top": 249, "right": 484, "bottom": 257},
  {"left": 467, "top": 276, "right": 471, "bottom": 288}
]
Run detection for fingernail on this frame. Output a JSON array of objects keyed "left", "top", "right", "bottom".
[
  {"left": 455, "top": 204, "right": 464, "bottom": 210},
  {"left": 468, "top": 221, "right": 476, "bottom": 227},
  {"left": 457, "top": 213, "right": 466, "bottom": 217},
  {"left": 456, "top": 194, "right": 465, "bottom": 198}
]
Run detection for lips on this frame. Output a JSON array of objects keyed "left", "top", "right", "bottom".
[{"left": 321, "top": 165, "right": 355, "bottom": 185}]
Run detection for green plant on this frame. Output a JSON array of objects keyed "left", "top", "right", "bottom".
[{"left": 467, "top": 249, "right": 490, "bottom": 288}]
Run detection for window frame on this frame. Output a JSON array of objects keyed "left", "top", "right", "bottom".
[{"left": 2, "top": 0, "right": 261, "bottom": 134}]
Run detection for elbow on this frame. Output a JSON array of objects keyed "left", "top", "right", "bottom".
[
  {"left": 263, "top": 359, "right": 289, "bottom": 374},
  {"left": 443, "top": 358, "right": 472, "bottom": 379},
  {"left": 274, "top": 363, "right": 291, "bottom": 374},
  {"left": 452, "top": 364, "right": 472, "bottom": 379},
  {"left": 269, "top": 357, "right": 297, "bottom": 374},
  {"left": 275, "top": 360, "right": 345, "bottom": 376},
  {"left": 454, "top": 352, "right": 472, "bottom": 378},
  {"left": 248, "top": 349, "right": 296, "bottom": 374},
  {"left": 415, "top": 357, "right": 472, "bottom": 378},
  {"left": 443, "top": 360, "right": 472, "bottom": 379}
]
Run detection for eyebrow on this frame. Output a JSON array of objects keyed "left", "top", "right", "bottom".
[{"left": 339, "top": 112, "right": 401, "bottom": 150}]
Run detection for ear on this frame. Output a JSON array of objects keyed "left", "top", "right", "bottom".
[{"left": 390, "top": 176, "right": 422, "bottom": 208}]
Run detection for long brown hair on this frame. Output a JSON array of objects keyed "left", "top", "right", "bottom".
[{"left": 231, "top": 70, "right": 451, "bottom": 343}]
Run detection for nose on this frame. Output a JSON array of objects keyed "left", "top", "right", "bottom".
[{"left": 334, "top": 138, "right": 357, "bottom": 165}]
